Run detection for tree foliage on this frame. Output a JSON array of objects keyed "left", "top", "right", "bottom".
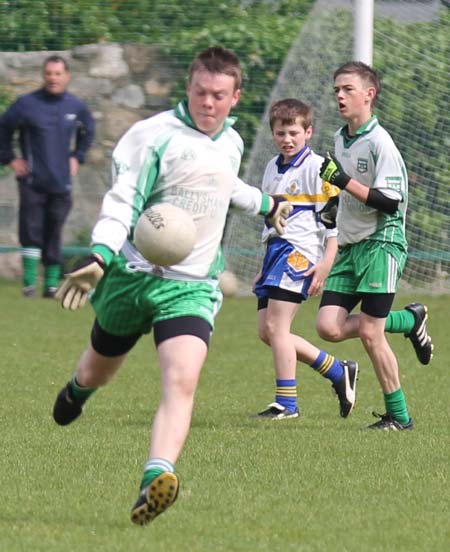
[
  {"left": 0, "top": 1, "right": 312, "bottom": 51},
  {"left": 0, "top": 0, "right": 313, "bottom": 159}
]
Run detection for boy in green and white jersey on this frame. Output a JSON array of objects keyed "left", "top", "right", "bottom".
[
  {"left": 50, "top": 46, "right": 291, "bottom": 525},
  {"left": 333, "top": 115, "right": 408, "bottom": 248},
  {"left": 317, "top": 61, "right": 433, "bottom": 431}
]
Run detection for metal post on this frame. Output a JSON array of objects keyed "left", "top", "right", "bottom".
[{"left": 354, "top": 0, "right": 374, "bottom": 65}]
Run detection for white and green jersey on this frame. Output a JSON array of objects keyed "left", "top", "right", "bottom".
[
  {"left": 335, "top": 116, "right": 408, "bottom": 248},
  {"left": 91, "top": 101, "right": 266, "bottom": 279}
]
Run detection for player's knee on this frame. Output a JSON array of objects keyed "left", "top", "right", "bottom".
[
  {"left": 261, "top": 318, "right": 279, "bottom": 344},
  {"left": 166, "top": 368, "right": 198, "bottom": 399},
  {"left": 316, "top": 320, "right": 341, "bottom": 342},
  {"left": 258, "top": 328, "right": 270, "bottom": 346},
  {"left": 358, "top": 325, "right": 378, "bottom": 349}
]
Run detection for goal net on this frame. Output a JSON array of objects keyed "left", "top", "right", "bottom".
[{"left": 223, "top": 0, "right": 449, "bottom": 295}]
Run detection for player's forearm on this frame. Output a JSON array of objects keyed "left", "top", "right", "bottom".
[
  {"left": 345, "top": 180, "right": 399, "bottom": 214},
  {"left": 230, "top": 177, "right": 267, "bottom": 215},
  {"left": 322, "top": 236, "right": 338, "bottom": 269},
  {"left": 342, "top": 178, "right": 369, "bottom": 203},
  {"left": 91, "top": 213, "right": 129, "bottom": 258}
]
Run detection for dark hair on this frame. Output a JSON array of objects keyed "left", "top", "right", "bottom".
[
  {"left": 43, "top": 55, "right": 69, "bottom": 72},
  {"left": 333, "top": 61, "right": 380, "bottom": 99},
  {"left": 188, "top": 46, "right": 242, "bottom": 90},
  {"left": 269, "top": 98, "right": 313, "bottom": 131}
]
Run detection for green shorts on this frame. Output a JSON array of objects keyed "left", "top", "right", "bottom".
[
  {"left": 324, "top": 240, "right": 407, "bottom": 295},
  {"left": 90, "top": 255, "right": 223, "bottom": 336}
]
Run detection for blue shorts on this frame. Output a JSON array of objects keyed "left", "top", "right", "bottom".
[{"left": 254, "top": 237, "right": 313, "bottom": 302}]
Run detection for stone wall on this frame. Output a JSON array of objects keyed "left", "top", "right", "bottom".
[{"left": 0, "top": 43, "right": 181, "bottom": 255}]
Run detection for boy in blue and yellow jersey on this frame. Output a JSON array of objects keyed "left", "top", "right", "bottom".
[
  {"left": 317, "top": 62, "right": 433, "bottom": 431},
  {"left": 254, "top": 98, "right": 358, "bottom": 420}
]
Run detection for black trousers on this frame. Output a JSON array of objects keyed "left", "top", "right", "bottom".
[{"left": 18, "top": 183, "right": 72, "bottom": 266}]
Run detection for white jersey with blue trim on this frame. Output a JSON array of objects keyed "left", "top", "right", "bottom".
[{"left": 261, "top": 146, "right": 337, "bottom": 265}]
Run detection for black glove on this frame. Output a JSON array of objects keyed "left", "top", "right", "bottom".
[
  {"left": 319, "top": 153, "right": 351, "bottom": 190},
  {"left": 55, "top": 255, "right": 106, "bottom": 310},
  {"left": 317, "top": 195, "right": 339, "bottom": 229}
]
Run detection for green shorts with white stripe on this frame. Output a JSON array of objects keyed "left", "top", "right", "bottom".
[
  {"left": 91, "top": 255, "right": 222, "bottom": 336},
  {"left": 325, "top": 240, "right": 407, "bottom": 295}
]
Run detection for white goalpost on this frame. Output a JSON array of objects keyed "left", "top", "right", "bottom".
[{"left": 354, "top": 0, "right": 374, "bottom": 65}]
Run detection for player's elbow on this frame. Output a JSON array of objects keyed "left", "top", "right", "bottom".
[{"left": 365, "top": 188, "right": 399, "bottom": 214}]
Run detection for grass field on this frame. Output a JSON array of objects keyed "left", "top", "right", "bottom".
[{"left": 0, "top": 278, "right": 449, "bottom": 552}]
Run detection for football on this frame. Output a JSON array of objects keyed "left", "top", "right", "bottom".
[{"left": 134, "top": 203, "right": 197, "bottom": 266}]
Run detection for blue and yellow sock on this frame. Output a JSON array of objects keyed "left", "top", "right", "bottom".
[
  {"left": 275, "top": 379, "right": 297, "bottom": 412},
  {"left": 384, "top": 388, "right": 410, "bottom": 424},
  {"left": 141, "top": 458, "right": 175, "bottom": 489},
  {"left": 310, "top": 351, "right": 344, "bottom": 385}
]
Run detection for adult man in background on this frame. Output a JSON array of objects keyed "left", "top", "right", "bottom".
[{"left": 0, "top": 55, "right": 95, "bottom": 297}]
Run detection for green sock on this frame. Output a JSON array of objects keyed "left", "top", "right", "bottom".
[
  {"left": 385, "top": 309, "right": 415, "bottom": 334},
  {"left": 141, "top": 468, "right": 165, "bottom": 489},
  {"left": 44, "top": 264, "right": 61, "bottom": 289},
  {"left": 384, "top": 388, "right": 410, "bottom": 424},
  {"left": 21, "top": 248, "right": 41, "bottom": 287},
  {"left": 69, "top": 376, "right": 97, "bottom": 401},
  {"left": 141, "top": 458, "right": 175, "bottom": 489}
]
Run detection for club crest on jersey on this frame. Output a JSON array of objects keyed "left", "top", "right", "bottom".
[
  {"left": 357, "top": 158, "right": 368, "bottom": 173},
  {"left": 181, "top": 148, "right": 196, "bottom": 160},
  {"left": 285, "top": 180, "right": 300, "bottom": 195}
]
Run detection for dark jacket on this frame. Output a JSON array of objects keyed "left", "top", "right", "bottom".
[{"left": 0, "top": 88, "right": 95, "bottom": 193}]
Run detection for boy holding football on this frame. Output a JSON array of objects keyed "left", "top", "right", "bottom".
[
  {"left": 51, "top": 46, "right": 291, "bottom": 525},
  {"left": 254, "top": 98, "right": 358, "bottom": 420},
  {"left": 316, "top": 61, "right": 433, "bottom": 431}
]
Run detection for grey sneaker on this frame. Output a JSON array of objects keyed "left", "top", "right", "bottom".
[
  {"left": 367, "top": 412, "right": 414, "bottom": 431},
  {"left": 404, "top": 303, "right": 433, "bottom": 365},
  {"left": 22, "top": 285, "right": 36, "bottom": 298},
  {"left": 130, "top": 472, "right": 179, "bottom": 526},
  {"left": 332, "top": 360, "right": 359, "bottom": 418},
  {"left": 43, "top": 286, "right": 58, "bottom": 298},
  {"left": 256, "top": 402, "right": 300, "bottom": 420}
]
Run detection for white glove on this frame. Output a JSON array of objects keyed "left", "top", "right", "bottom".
[
  {"left": 266, "top": 195, "right": 293, "bottom": 235},
  {"left": 55, "top": 255, "right": 105, "bottom": 310}
]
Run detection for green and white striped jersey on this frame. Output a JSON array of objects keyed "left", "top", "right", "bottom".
[
  {"left": 334, "top": 116, "right": 408, "bottom": 249},
  {"left": 91, "top": 101, "right": 266, "bottom": 280}
]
